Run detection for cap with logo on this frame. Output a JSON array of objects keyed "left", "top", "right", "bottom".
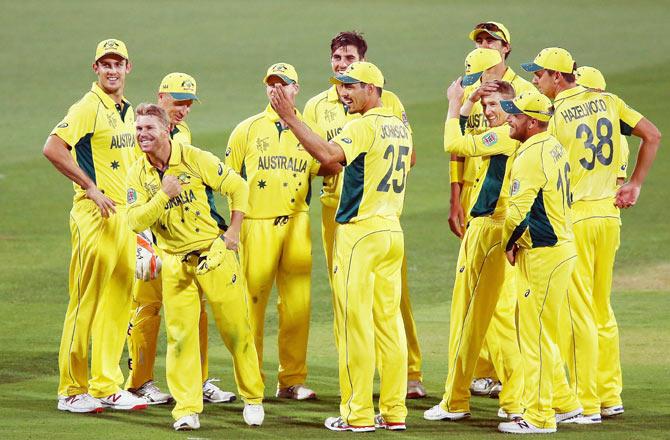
[
  {"left": 263, "top": 63, "right": 299, "bottom": 85},
  {"left": 468, "top": 21, "right": 511, "bottom": 44},
  {"left": 522, "top": 47, "right": 575, "bottom": 74},
  {"left": 159, "top": 72, "right": 199, "bottom": 101},
  {"left": 575, "top": 66, "right": 606, "bottom": 90},
  {"left": 501, "top": 91, "right": 554, "bottom": 122},
  {"left": 330, "top": 61, "right": 385, "bottom": 88},
  {"left": 461, "top": 48, "right": 503, "bottom": 86},
  {"left": 95, "top": 38, "right": 129, "bottom": 62}
]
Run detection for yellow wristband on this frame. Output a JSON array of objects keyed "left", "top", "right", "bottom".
[{"left": 450, "top": 160, "right": 464, "bottom": 184}]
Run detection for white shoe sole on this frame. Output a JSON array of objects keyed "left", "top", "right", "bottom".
[
  {"left": 204, "top": 395, "right": 236, "bottom": 403},
  {"left": 556, "top": 408, "right": 583, "bottom": 423},
  {"left": 57, "top": 402, "right": 103, "bottom": 413}
]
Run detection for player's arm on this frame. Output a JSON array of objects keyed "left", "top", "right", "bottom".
[
  {"left": 616, "top": 116, "right": 661, "bottom": 208},
  {"left": 270, "top": 85, "right": 345, "bottom": 165},
  {"left": 224, "top": 123, "right": 247, "bottom": 174},
  {"left": 127, "top": 172, "right": 178, "bottom": 233}
]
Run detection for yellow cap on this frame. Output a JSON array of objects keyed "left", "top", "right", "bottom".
[
  {"left": 461, "top": 48, "right": 502, "bottom": 86},
  {"left": 522, "top": 47, "right": 574, "bottom": 74},
  {"left": 159, "top": 72, "right": 198, "bottom": 101},
  {"left": 468, "top": 21, "right": 511, "bottom": 44},
  {"left": 330, "top": 61, "right": 385, "bottom": 88},
  {"left": 576, "top": 66, "right": 606, "bottom": 90},
  {"left": 501, "top": 91, "right": 554, "bottom": 122},
  {"left": 94, "top": 38, "right": 128, "bottom": 62},
  {"left": 263, "top": 63, "right": 299, "bottom": 85}
]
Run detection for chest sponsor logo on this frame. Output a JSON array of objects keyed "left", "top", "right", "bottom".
[
  {"left": 110, "top": 133, "right": 135, "bottom": 149},
  {"left": 256, "top": 137, "right": 270, "bottom": 152},
  {"left": 482, "top": 132, "right": 498, "bottom": 147},
  {"left": 127, "top": 188, "right": 137, "bottom": 204},
  {"left": 258, "top": 155, "right": 308, "bottom": 173}
]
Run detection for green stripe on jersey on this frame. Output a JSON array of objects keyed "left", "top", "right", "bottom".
[{"left": 336, "top": 153, "right": 366, "bottom": 223}]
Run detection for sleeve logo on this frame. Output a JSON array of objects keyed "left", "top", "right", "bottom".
[
  {"left": 341, "top": 137, "right": 352, "bottom": 144},
  {"left": 127, "top": 188, "right": 138, "bottom": 204},
  {"left": 225, "top": 147, "right": 231, "bottom": 157},
  {"left": 57, "top": 122, "right": 68, "bottom": 128},
  {"left": 218, "top": 163, "right": 224, "bottom": 176},
  {"left": 510, "top": 179, "right": 520, "bottom": 196},
  {"left": 482, "top": 132, "right": 498, "bottom": 147}
]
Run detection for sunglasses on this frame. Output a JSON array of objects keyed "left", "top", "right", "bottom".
[{"left": 474, "top": 22, "right": 508, "bottom": 42}]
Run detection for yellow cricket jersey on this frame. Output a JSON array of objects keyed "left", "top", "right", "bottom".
[
  {"left": 126, "top": 140, "right": 248, "bottom": 255},
  {"left": 502, "top": 131, "right": 573, "bottom": 250},
  {"left": 444, "top": 119, "right": 520, "bottom": 221},
  {"left": 225, "top": 105, "right": 321, "bottom": 219},
  {"left": 332, "top": 107, "right": 413, "bottom": 224},
  {"left": 51, "top": 82, "right": 137, "bottom": 205},
  {"left": 618, "top": 136, "right": 629, "bottom": 180},
  {"left": 170, "top": 121, "right": 192, "bottom": 145},
  {"left": 303, "top": 85, "right": 411, "bottom": 208},
  {"left": 549, "top": 86, "right": 642, "bottom": 210},
  {"left": 460, "top": 68, "right": 534, "bottom": 185}
]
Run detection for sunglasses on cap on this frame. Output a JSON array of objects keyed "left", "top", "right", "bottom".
[{"left": 473, "top": 22, "right": 508, "bottom": 42}]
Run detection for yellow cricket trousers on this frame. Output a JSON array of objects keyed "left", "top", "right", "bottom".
[
  {"left": 560, "top": 200, "right": 622, "bottom": 410},
  {"left": 440, "top": 216, "right": 505, "bottom": 413},
  {"left": 333, "top": 216, "right": 407, "bottom": 427},
  {"left": 517, "top": 243, "right": 578, "bottom": 429},
  {"left": 58, "top": 200, "right": 134, "bottom": 398},
  {"left": 323, "top": 204, "right": 422, "bottom": 381},
  {"left": 126, "top": 259, "right": 210, "bottom": 390},
  {"left": 486, "top": 263, "right": 524, "bottom": 414},
  {"left": 241, "top": 211, "right": 312, "bottom": 388},
  {"left": 162, "top": 247, "right": 264, "bottom": 421}
]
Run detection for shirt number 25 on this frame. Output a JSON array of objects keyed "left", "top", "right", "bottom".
[{"left": 377, "top": 144, "right": 410, "bottom": 193}]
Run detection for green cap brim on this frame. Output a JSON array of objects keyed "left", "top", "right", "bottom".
[
  {"left": 461, "top": 72, "right": 483, "bottom": 86},
  {"left": 169, "top": 92, "right": 199, "bottom": 101},
  {"left": 264, "top": 74, "right": 296, "bottom": 85},
  {"left": 521, "top": 62, "right": 543, "bottom": 72},
  {"left": 330, "top": 74, "right": 361, "bottom": 85},
  {"left": 500, "top": 99, "right": 523, "bottom": 115}
]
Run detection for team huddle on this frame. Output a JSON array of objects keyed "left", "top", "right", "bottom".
[{"left": 42, "top": 22, "right": 660, "bottom": 435}]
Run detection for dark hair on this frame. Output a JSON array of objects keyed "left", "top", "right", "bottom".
[
  {"left": 135, "top": 103, "right": 169, "bottom": 128},
  {"left": 546, "top": 62, "right": 577, "bottom": 83},
  {"left": 472, "top": 23, "right": 511, "bottom": 59},
  {"left": 330, "top": 31, "right": 367, "bottom": 58}
]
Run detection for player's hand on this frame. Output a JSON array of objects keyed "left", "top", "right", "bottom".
[
  {"left": 448, "top": 200, "right": 465, "bottom": 239},
  {"left": 506, "top": 244, "right": 518, "bottom": 266},
  {"left": 136, "top": 231, "right": 162, "bottom": 281},
  {"left": 86, "top": 186, "right": 116, "bottom": 218},
  {"left": 222, "top": 229, "right": 240, "bottom": 252},
  {"left": 269, "top": 85, "right": 297, "bottom": 123},
  {"left": 196, "top": 237, "right": 226, "bottom": 275},
  {"left": 447, "top": 78, "right": 465, "bottom": 102},
  {"left": 468, "top": 82, "right": 499, "bottom": 103},
  {"left": 161, "top": 174, "right": 182, "bottom": 198},
  {"left": 614, "top": 182, "right": 641, "bottom": 209}
]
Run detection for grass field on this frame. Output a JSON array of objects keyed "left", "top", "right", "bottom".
[{"left": 1, "top": 0, "right": 669, "bottom": 438}]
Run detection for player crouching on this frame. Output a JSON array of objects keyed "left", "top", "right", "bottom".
[{"left": 127, "top": 103, "right": 265, "bottom": 430}]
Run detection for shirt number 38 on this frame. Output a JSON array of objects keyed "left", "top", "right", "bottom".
[
  {"left": 377, "top": 143, "right": 410, "bottom": 193},
  {"left": 576, "top": 117, "right": 614, "bottom": 170}
]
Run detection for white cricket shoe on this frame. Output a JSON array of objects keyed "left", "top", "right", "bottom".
[
  {"left": 130, "top": 380, "right": 172, "bottom": 405},
  {"left": 555, "top": 407, "right": 583, "bottom": 423},
  {"left": 99, "top": 389, "right": 148, "bottom": 410},
  {"left": 243, "top": 403, "right": 265, "bottom": 426},
  {"left": 470, "top": 377, "right": 496, "bottom": 396},
  {"left": 203, "top": 378, "right": 236, "bottom": 403},
  {"left": 374, "top": 413, "right": 406, "bottom": 430},
  {"left": 276, "top": 384, "right": 316, "bottom": 400},
  {"left": 423, "top": 403, "right": 471, "bottom": 421},
  {"left": 407, "top": 380, "right": 427, "bottom": 399},
  {"left": 324, "top": 416, "right": 375, "bottom": 432},
  {"left": 601, "top": 405, "right": 624, "bottom": 417},
  {"left": 498, "top": 419, "right": 556, "bottom": 434},
  {"left": 498, "top": 407, "right": 523, "bottom": 420},
  {"left": 489, "top": 382, "right": 502, "bottom": 398},
  {"left": 561, "top": 413, "right": 602, "bottom": 424},
  {"left": 57, "top": 393, "right": 103, "bottom": 413},
  {"left": 173, "top": 413, "right": 200, "bottom": 431}
]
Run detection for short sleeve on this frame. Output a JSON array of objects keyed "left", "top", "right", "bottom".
[
  {"left": 51, "top": 100, "right": 96, "bottom": 148},
  {"left": 332, "top": 118, "right": 373, "bottom": 166}
]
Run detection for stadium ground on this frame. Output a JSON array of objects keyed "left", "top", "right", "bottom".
[{"left": 1, "top": 1, "right": 668, "bottom": 438}]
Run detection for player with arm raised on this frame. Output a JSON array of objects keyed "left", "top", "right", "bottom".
[
  {"left": 126, "top": 73, "right": 235, "bottom": 405},
  {"left": 43, "top": 39, "right": 147, "bottom": 413},
  {"left": 127, "top": 104, "right": 264, "bottom": 430},
  {"left": 273, "top": 61, "right": 412, "bottom": 432},
  {"left": 524, "top": 48, "right": 661, "bottom": 420},
  {"left": 303, "top": 30, "right": 426, "bottom": 399}
]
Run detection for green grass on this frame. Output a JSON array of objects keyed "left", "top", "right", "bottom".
[{"left": 1, "top": 0, "right": 669, "bottom": 438}]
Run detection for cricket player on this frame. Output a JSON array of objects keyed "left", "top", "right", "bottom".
[
  {"left": 43, "top": 38, "right": 148, "bottom": 413},
  {"left": 303, "top": 30, "right": 425, "bottom": 399},
  {"left": 127, "top": 103, "right": 265, "bottom": 430},
  {"left": 271, "top": 61, "right": 412, "bottom": 432},
  {"left": 452, "top": 22, "right": 535, "bottom": 396},
  {"left": 496, "top": 91, "right": 579, "bottom": 434},
  {"left": 225, "top": 63, "right": 337, "bottom": 400},
  {"left": 523, "top": 48, "right": 661, "bottom": 420},
  {"left": 126, "top": 73, "right": 235, "bottom": 405},
  {"left": 424, "top": 51, "right": 523, "bottom": 422}
]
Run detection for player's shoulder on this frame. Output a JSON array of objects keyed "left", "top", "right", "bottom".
[
  {"left": 128, "top": 154, "right": 148, "bottom": 178},
  {"left": 232, "top": 112, "right": 265, "bottom": 135},
  {"left": 66, "top": 89, "right": 102, "bottom": 115},
  {"left": 304, "top": 89, "right": 330, "bottom": 110},
  {"left": 381, "top": 89, "right": 403, "bottom": 105}
]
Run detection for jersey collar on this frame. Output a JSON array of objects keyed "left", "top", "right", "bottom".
[
  {"left": 554, "top": 85, "right": 587, "bottom": 104},
  {"left": 502, "top": 67, "right": 519, "bottom": 83},
  {"left": 90, "top": 82, "right": 130, "bottom": 111},
  {"left": 263, "top": 103, "right": 305, "bottom": 123},
  {"left": 361, "top": 106, "right": 393, "bottom": 117}
]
